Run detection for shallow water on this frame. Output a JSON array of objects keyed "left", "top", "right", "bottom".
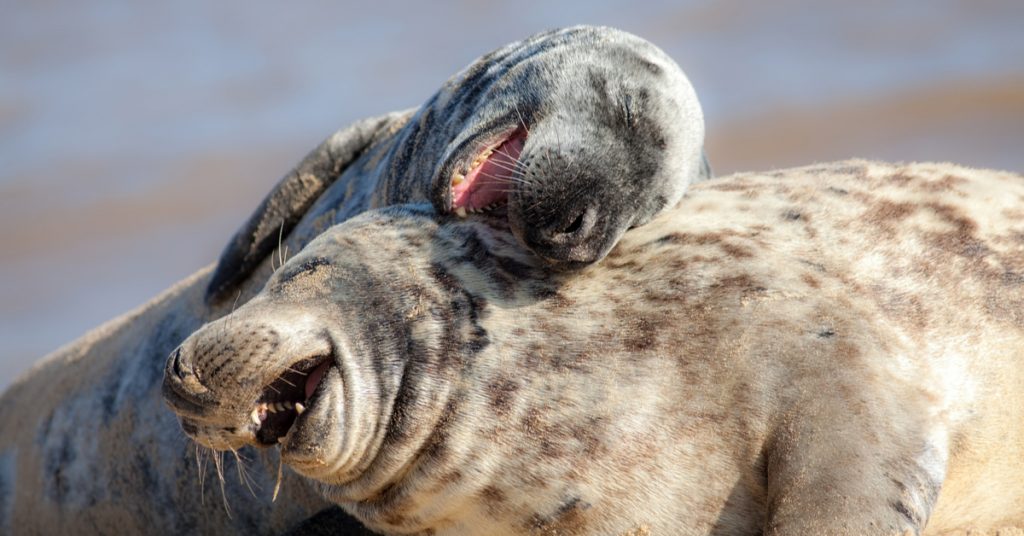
[{"left": 2, "top": 0, "right": 1023, "bottom": 389}]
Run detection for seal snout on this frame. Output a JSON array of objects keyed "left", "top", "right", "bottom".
[{"left": 162, "top": 311, "right": 337, "bottom": 452}]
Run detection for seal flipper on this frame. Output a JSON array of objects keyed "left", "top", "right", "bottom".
[{"left": 205, "top": 110, "right": 411, "bottom": 304}]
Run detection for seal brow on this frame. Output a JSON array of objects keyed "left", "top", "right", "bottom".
[{"left": 278, "top": 257, "right": 332, "bottom": 284}]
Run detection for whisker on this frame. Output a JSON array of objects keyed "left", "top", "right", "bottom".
[
  {"left": 481, "top": 158, "right": 524, "bottom": 174},
  {"left": 213, "top": 450, "right": 233, "bottom": 519},
  {"left": 231, "top": 448, "right": 259, "bottom": 498},
  {"left": 194, "top": 443, "right": 207, "bottom": 505},
  {"left": 512, "top": 102, "right": 531, "bottom": 136},
  {"left": 479, "top": 171, "right": 531, "bottom": 186},
  {"left": 223, "top": 288, "right": 242, "bottom": 342},
  {"left": 277, "top": 221, "right": 286, "bottom": 272},
  {"left": 272, "top": 450, "right": 285, "bottom": 502}
]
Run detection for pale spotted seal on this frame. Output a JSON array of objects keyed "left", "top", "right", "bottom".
[
  {"left": 205, "top": 25, "right": 707, "bottom": 302},
  {"left": 165, "top": 161, "right": 1024, "bottom": 535}
]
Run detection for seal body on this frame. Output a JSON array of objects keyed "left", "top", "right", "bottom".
[
  {"left": 206, "top": 25, "right": 707, "bottom": 301},
  {"left": 165, "top": 161, "right": 1024, "bottom": 535}
]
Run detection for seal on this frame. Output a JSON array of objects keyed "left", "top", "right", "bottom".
[
  {"left": 205, "top": 25, "right": 708, "bottom": 302},
  {"left": 0, "top": 26, "right": 702, "bottom": 535},
  {"left": 165, "top": 160, "right": 1024, "bottom": 535}
]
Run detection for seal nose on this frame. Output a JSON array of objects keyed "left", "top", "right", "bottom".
[
  {"left": 534, "top": 206, "right": 601, "bottom": 263},
  {"left": 163, "top": 344, "right": 213, "bottom": 409}
]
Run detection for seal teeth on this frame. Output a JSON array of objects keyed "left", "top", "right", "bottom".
[
  {"left": 251, "top": 408, "right": 261, "bottom": 426},
  {"left": 452, "top": 173, "right": 465, "bottom": 186},
  {"left": 295, "top": 402, "right": 305, "bottom": 415},
  {"left": 455, "top": 207, "right": 467, "bottom": 218}
]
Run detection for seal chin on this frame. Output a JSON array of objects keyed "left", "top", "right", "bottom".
[{"left": 448, "top": 129, "right": 526, "bottom": 217}]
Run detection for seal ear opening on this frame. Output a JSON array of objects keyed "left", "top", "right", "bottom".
[{"left": 205, "top": 110, "right": 412, "bottom": 305}]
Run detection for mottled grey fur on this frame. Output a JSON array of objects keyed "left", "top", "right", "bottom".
[
  {"left": 206, "top": 25, "right": 707, "bottom": 301},
  {"left": 166, "top": 161, "right": 1024, "bottom": 535}
]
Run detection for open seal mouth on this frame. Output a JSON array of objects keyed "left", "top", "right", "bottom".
[
  {"left": 449, "top": 129, "right": 527, "bottom": 217},
  {"left": 250, "top": 357, "right": 332, "bottom": 446}
]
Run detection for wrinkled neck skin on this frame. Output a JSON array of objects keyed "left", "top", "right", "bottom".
[{"left": 307, "top": 213, "right": 550, "bottom": 512}]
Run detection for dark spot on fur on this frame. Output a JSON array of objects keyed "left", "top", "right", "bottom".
[
  {"left": 799, "top": 259, "right": 827, "bottom": 273},
  {"left": 419, "top": 398, "right": 460, "bottom": 465},
  {"left": 888, "top": 172, "right": 915, "bottom": 186},
  {"left": 1002, "top": 271, "right": 1024, "bottom": 286},
  {"left": 801, "top": 273, "right": 821, "bottom": 289},
  {"left": 923, "top": 202, "right": 988, "bottom": 259},
  {"left": 720, "top": 242, "right": 754, "bottom": 259},
  {"left": 919, "top": 174, "right": 967, "bottom": 193},
  {"left": 864, "top": 199, "right": 917, "bottom": 235},
  {"left": 439, "top": 470, "right": 463, "bottom": 485},
  {"left": 707, "top": 180, "right": 756, "bottom": 192},
  {"left": 783, "top": 210, "right": 802, "bottom": 221},
  {"left": 623, "top": 317, "right": 658, "bottom": 352},
  {"left": 487, "top": 378, "right": 519, "bottom": 415},
  {"left": 529, "top": 496, "right": 591, "bottom": 534},
  {"left": 480, "top": 485, "right": 507, "bottom": 516},
  {"left": 544, "top": 292, "right": 576, "bottom": 311},
  {"left": 817, "top": 327, "right": 835, "bottom": 338},
  {"left": 826, "top": 186, "right": 849, "bottom": 196}
]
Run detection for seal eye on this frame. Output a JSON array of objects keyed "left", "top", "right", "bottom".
[{"left": 278, "top": 257, "right": 331, "bottom": 284}]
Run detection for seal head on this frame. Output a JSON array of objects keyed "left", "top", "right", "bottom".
[{"left": 425, "top": 25, "right": 708, "bottom": 266}]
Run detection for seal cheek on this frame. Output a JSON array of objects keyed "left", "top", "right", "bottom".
[{"left": 281, "top": 364, "right": 347, "bottom": 477}]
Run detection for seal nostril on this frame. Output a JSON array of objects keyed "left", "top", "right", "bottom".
[
  {"left": 560, "top": 213, "right": 586, "bottom": 235},
  {"left": 170, "top": 347, "right": 190, "bottom": 380}
]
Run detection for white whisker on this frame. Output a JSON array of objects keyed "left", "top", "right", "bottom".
[{"left": 213, "top": 450, "right": 232, "bottom": 518}]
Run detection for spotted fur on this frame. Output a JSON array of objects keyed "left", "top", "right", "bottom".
[
  {"left": 206, "top": 25, "right": 707, "bottom": 302},
  {"left": 166, "top": 161, "right": 1024, "bottom": 535}
]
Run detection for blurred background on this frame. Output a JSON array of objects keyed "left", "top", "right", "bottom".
[{"left": 2, "top": 0, "right": 1022, "bottom": 389}]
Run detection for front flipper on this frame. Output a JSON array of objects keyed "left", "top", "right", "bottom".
[
  {"left": 764, "top": 380, "right": 947, "bottom": 535},
  {"left": 205, "top": 110, "right": 411, "bottom": 304}
]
